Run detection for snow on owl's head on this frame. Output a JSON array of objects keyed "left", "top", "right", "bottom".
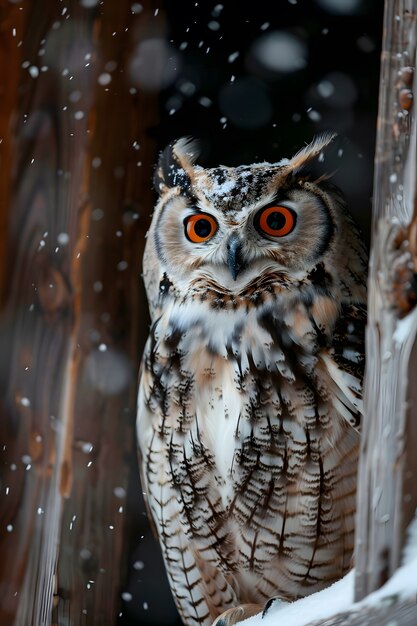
[{"left": 144, "top": 134, "right": 366, "bottom": 313}]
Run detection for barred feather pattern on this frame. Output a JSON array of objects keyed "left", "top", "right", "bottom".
[{"left": 137, "top": 135, "right": 367, "bottom": 626}]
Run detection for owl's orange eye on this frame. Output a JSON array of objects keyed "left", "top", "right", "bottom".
[
  {"left": 185, "top": 214, "right": 218, "bottom": 243},
  {"left": 256, "top": 205, "right": 296, "bottom": 238}
]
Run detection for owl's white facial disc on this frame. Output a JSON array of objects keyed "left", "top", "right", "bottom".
[
  {"left": 153, "top": 179, "right": 333, "bottom": 292},
  {"left": 145, "top": 135, "right": 367, "bottom": 309}
]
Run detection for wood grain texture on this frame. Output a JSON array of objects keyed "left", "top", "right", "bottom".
[
  {"left": 354, "top": 0, "right": 417, "bottom": 602},
  {"left": 0, "top": 1, "right": 157, "bottom": 625},
  {"left": 0, "top": 2, "right": 28, "bottom": 304}
]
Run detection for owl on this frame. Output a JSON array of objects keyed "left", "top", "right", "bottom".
[{"left": 137, "top": 134, "right": 367, "bottom": 626}]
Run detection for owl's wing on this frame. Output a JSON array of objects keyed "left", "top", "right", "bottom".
[
  {"left": 136, "top": 355, "right": 161, "bottom": 540},
  {"left": 319, "top": 302, "right": 366, "bottom": 430},
  {"left": 137, "top": 447, "right": 160, "bottom": 540}
]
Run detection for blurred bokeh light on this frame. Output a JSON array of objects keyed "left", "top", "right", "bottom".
[
  {"left": 249, "top": 30, "right": 308, "bottom": 74},
  {"left": 129, "top": 38, "right": 182, "bottom": 91}
]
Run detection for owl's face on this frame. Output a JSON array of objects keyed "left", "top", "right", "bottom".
[{"left": 145, "top": 135, "right": 365, "bottom": 307}]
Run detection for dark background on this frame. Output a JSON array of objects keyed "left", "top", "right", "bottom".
[{"left": 119, "top": 0, "right": 383, "bottom": 624}]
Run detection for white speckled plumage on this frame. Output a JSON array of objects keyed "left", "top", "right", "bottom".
[{"left": 137, "top": 135, "right": 367, "bottom": 626}]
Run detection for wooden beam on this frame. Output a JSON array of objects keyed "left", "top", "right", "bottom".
[
  {"left": 0, "top": 1, "right": 28, "bottom": 303},
  {"left": 0, "top": 2, "right": 157, "bottom": 625},
  {"left": 355, "top": 0, "right": 417, "bottom": 601}
]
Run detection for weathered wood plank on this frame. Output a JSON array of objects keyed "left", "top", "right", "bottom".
[
  {"left": 55, "top": 2, "right": 156, "bottom": 624},
  {"left": 354, "top": 0, "right": 417, "bottom": 602},
  {"left": 0, "top": 1, "right": 157, "bottom": 625},
  {"left": 0, "top": 2, "right": 90, "bottom": 621},
  {"left": 0, "top": 2, "right": 27, "bottom": 302}
]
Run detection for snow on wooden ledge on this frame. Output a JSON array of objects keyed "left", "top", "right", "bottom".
[{"left": 241, "top": 515, "right": 417, "bottom": 626}]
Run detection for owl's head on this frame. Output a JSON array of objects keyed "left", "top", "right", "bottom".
[{"left": 144, "top": 134, "right": 366, "bottom": 314}]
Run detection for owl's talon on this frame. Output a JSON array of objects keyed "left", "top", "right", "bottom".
[
  {"left": 262, "top": 597, "right": 288, "bottom": 618},
  {"left": 262, "top": 598, "right": 274, "bottom": 617}
]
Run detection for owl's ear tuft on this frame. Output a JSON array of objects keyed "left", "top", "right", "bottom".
[
  {"left": 288, "top": 132, "right": 340, "bottom": 182},
  {"left": 154, "top": 137, "right": 201, "bottom": 195}
]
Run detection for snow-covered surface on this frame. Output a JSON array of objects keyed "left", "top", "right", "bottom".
[
  {"left": 402, "top": 511, "right": 417, "bottom": 567},
  {"left": 244, "top": 573, "right": 354, "bottom": 626},
  {"left": 393, "top": 307, "right": 417, "bottom": 345},
  {"left": 242, "top": 513, "right": 417, "bottom": 625}
]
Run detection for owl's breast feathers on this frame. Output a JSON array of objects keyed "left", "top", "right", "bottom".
[{"left": 137, "top": 274, "right": 365, "bottom": 616}]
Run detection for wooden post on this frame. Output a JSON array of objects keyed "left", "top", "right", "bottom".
[
  {"left": 0, "top": 2, "right": 157, "bottom": 625},
  {"left": 0, "top": 0, "right": 27, "bottom": 302},
  {"left": 354, "top": 0, "right": 417, "bottom": 601}
]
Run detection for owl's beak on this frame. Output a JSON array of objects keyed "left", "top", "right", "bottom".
[{"left": 226, "top": 234, "right": 244, "bottom": 280}]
